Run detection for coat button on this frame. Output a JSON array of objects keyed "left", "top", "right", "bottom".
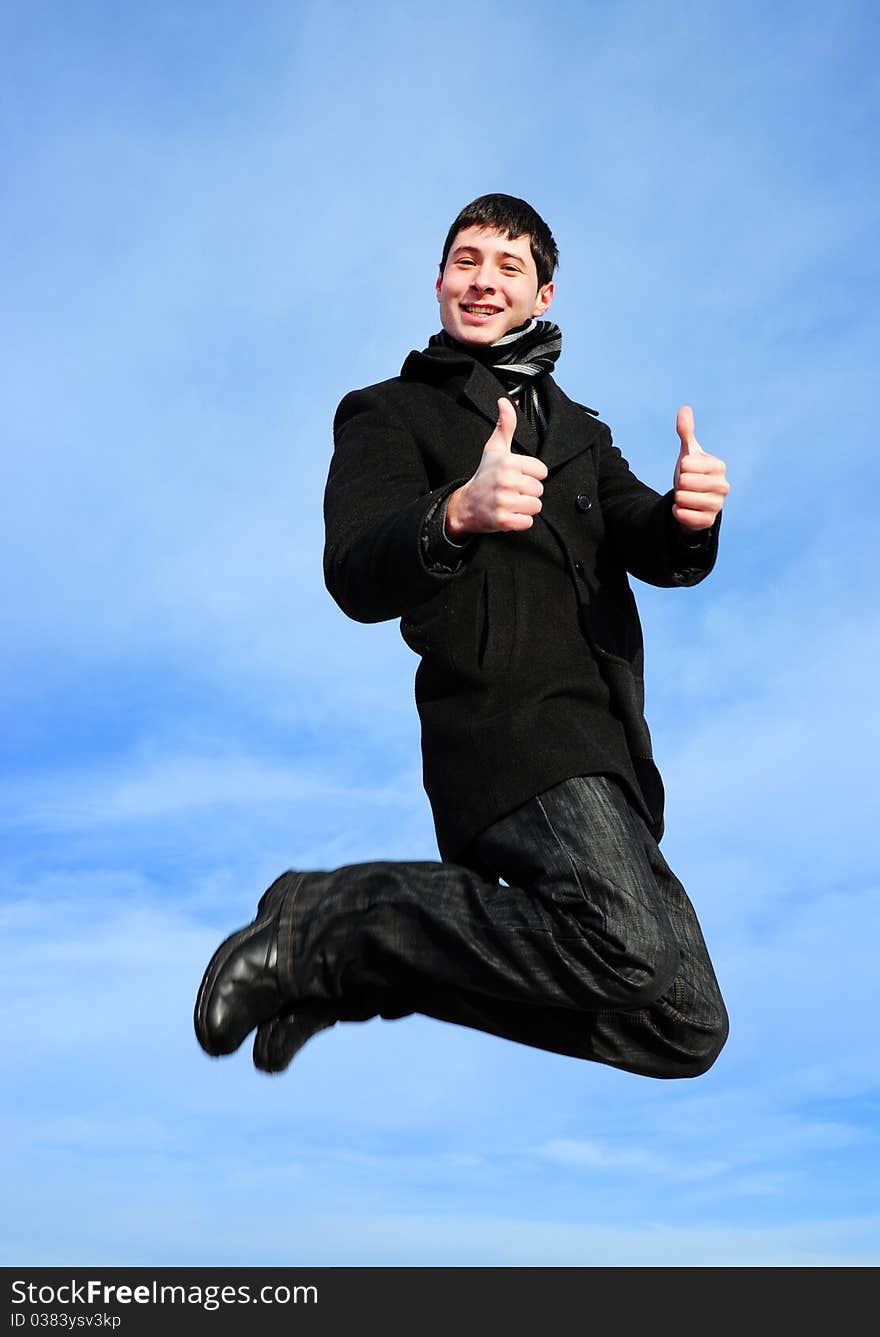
[
  {"left": 575, "top": 493, "right": 592, "bottom": 512},
  {"left": 574, "top": 560, "right": 585, "bottom": 577}
]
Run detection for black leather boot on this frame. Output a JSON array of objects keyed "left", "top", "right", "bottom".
[
  {"left": 194, "top": 871, "right": 304, "bottom": 1057},
  {"left": 252, "top": 1005, "right": 338, "bottom": 1073}
]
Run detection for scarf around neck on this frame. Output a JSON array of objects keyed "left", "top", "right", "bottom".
[{"left": 426, "top": 318, "right": 562, "bottom": 433}]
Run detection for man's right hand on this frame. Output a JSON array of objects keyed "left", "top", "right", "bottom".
[{"left": 445, "top": 398, "right": 548, "bottom": 537}]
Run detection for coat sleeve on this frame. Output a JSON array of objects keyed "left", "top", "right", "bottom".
[
  {"left": 324, "top": 385, "right": 472, "bottom": 623},
  {"left": 596, "top": 425, "right": 721, "bottom": 588}
]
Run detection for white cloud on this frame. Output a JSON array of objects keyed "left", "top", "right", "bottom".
[
  {"left": 277, "top": 1210, "right": 880, "bottom": 1267},
  {"left": 535, "top": 1136, "right": 728, "bottom": 1181},
  {"left": 1, "top": 751, "right": 414, "bottom": 832}
]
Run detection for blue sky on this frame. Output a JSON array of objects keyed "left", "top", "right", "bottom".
[{"left": 3, "top": 0, "right": 879, "bottom": 1266}]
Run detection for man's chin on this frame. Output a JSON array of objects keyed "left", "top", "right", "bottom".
[{"left": 450, "top": 324, "right": 498, "bottom": 345}]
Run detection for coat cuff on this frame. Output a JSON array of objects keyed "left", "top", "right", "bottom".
[
  {"left": 664, "top": 492, "right": 722, "bottom": 584},
  {"left": 419, "top": 481, "right": 475, "bottom": 575}
]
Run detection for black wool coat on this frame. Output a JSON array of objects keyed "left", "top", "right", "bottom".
[{"left": 324, "top": 347, "right": 720, "bottom": 861}]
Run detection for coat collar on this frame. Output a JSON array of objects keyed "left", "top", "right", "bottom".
[{"left": 401, "top": 348, "right": 601, "bottom": 471}]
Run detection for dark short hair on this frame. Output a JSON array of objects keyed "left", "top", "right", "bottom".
[{"left": 439, "top": 193, "right": 559, "bottom": 288}]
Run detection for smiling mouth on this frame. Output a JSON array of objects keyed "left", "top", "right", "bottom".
[{"left": 461, "top": 304, "right": 503, "bottom": 316}]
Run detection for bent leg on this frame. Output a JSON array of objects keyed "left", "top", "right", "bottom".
[
  {"left": 207, "top": 775, "right": 727, "bottom": 1078},
  {"left": 411, "top": 878, "right": 727, "bottom": 1079}
]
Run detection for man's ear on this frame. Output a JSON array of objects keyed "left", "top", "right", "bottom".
[
  {"left": 532, "top": 280, "right": 555, "bottom": 317},
  {"left": 436, "top": 266, "right": 443, "bottom": 300}
]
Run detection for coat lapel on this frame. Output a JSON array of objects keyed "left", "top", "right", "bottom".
[
  {"left": 539, "top": 377, "right": 602, "bottom": 472},
  {"left": 400, "top": 351, "right": 601, "bottom": 471},
  {"left": 457, "top": 360, "right": 541, "bottom": 455}
]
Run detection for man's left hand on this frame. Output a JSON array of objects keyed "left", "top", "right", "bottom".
[{"left": 672, "top": 405, "right": 730, "bottom": 531}]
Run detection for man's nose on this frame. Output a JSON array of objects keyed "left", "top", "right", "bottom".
[{"left": 470, "top": 270, "right": 495, "bottom": 292}]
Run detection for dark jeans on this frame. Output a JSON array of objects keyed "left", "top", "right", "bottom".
[{"left": 286, "top": 775, "right": 728, "bottom": 1078}]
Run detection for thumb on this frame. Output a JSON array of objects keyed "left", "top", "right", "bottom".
[
  {"left": 676, "top": 404, "right": 705, "bottom": 456},
  {"left": 492, "top": 396, "right": 517, "bottom": 450}
]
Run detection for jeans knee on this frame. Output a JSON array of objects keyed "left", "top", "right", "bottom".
[
  {"left": 670, "top": 1000, "right": 730, "bottom": 1078},
  {"left": 606, "top": 937, "right": 680, "bottom": 1010},
  {"left": 691, "top": 1004, "right": 730, "bottom": 1075}
]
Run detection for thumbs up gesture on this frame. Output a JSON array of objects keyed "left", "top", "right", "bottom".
[
  {"left": 672, "top": 405, "right": 730, "bottom": 531},
  {"left": 445, "top": 398, "right": 548, "bottom": 537}
]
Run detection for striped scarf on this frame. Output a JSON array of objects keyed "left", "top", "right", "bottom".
[{"left": 426, "top": 318, "right": 562, "bottom": 433}]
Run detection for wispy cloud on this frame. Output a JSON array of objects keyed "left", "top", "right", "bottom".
[
  {"left": 535, "top": 1136, "right": 729, "bottom": 1181},
  {"left": 1, "top": 752, "right": 416, "bottom": 832}
]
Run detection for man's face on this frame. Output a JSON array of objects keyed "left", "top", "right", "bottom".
[{"left": 435, "top": 225, "right": 554, "bottom": 345}]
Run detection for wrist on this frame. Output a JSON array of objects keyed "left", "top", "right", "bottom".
[{"left": 444, "top": 486, "right": 471, "bottom": 540}]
